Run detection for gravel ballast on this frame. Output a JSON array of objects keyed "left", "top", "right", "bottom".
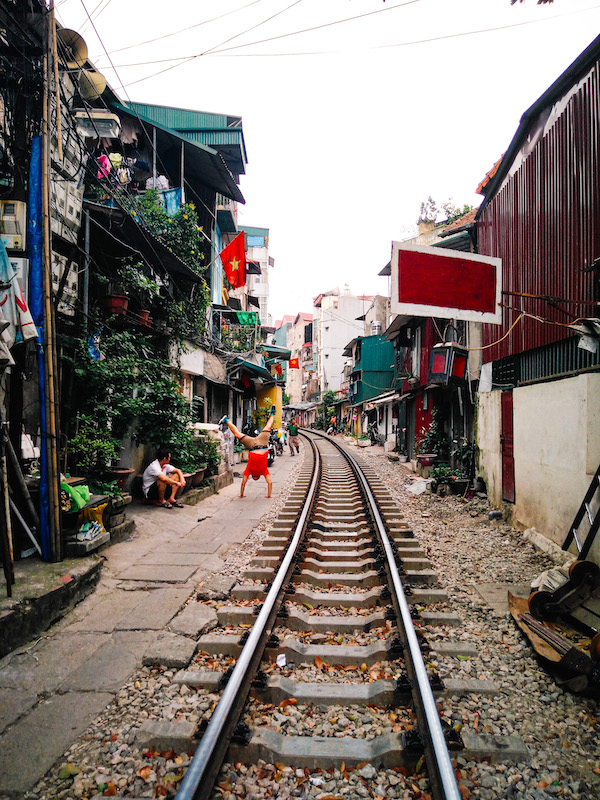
[{"left": 18, "top": 445, "right": 600, "bottom": 799}]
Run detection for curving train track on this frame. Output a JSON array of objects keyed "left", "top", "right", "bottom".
[{"left": 173, "top": 430, "right": 525, "bottom": 800}]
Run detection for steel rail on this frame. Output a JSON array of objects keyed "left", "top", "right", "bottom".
[
  {"left": 176, "top": 434, "right": 321, "bottom": 800},
  {"left": 311, "top": 431, "right": 461, "bottom": 800}
]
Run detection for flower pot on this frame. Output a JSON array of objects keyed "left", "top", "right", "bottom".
[
  {"left": 191, "top": 468, "right": 206, "bottom": 487},
  {"left": 417, "top": 453, "right": 438, "bottom": 467},
  {"left": 103, "top": 294, "right": 128, "bottom": 316},
  {"left": 182, "top": 472, "right": 194, "bottom": 491},
  {"left": 137, "top": 309, "right": 151, "bottom": 326},
  {"left": 103, "top": 467, "right": 134, "bottom": 490}
]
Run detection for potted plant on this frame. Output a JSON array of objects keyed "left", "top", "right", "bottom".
[
  {"left": 68, "top": 416, "right": 121, "bottom": 478},
  {"left": 430, "top": 463, "right": 469, "bottom": 496},
  {"left": 119, "top": 261, "right": 161, "bottom": 326}
]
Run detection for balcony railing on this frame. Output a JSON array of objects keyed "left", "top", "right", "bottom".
[{"left": 217, "top": 193, "right": 237, "bottom": 233}]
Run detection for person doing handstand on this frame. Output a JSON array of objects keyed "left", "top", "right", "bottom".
[{"left": 220, "top": 407, "right": 275, "bottom": 498}]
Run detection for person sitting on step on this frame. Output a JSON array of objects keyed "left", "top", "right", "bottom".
[{"left": 141, "top": 447, "right": 186, "bottom": 508}]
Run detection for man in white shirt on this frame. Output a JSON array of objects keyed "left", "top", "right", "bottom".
[{"left": 142, "top": 447, "right": 186, "bottom": 508}]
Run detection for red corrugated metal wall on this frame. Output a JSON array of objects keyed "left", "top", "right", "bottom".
[{"left": 478, "top": 59, "right": 600, "bottom": 363}]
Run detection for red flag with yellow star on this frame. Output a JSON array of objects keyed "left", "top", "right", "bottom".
[{"left": 220, "top": 232, "right": 246, "bottom": 289}]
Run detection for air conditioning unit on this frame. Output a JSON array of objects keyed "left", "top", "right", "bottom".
[
  {"left": 73, "top": 110, "right": 121, "bottom": 139},
  {"left": 0, "top": 200, "right": 27, "bottom": 251}
]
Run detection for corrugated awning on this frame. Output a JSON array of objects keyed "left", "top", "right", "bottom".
[
  {"left": 114, "top": 102, "right": 245, "bottom": 203},
  {"left": 85, "top": 201, "right": 203, "bottom": 283},
  {"left": 371, "top": 392, "right": 400, "bottom": 405}
]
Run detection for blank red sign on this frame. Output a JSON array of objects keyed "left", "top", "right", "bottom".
[{"left": 397, "top": 248, "right": 497, "bottom": 314}]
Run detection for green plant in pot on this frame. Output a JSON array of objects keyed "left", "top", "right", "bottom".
[
  {"left": 68, "top": 416, "right": 120, "bottom": 477},
  {"left": 415, "top": 407, "right": 449, "bottom": 457}
]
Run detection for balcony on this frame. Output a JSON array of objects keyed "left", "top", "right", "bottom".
[{"left": 217, "top": 193, "right": 237, "bottom": 233}]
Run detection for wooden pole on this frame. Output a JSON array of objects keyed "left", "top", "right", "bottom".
[{"left": 0, "top": 379, "right": 15, "bottom": 597}]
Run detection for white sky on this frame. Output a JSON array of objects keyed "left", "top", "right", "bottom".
[{"left": 55, "top": 0, "right": 600, "bottom": 322}]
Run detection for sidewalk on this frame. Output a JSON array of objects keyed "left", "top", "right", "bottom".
[{"left": 0, "top": 452, "right": 296, "bottom": 797}]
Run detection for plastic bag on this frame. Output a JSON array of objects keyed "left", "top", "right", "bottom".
[{"left": 61, "top": 482, "right": 91, "bottom": 512}]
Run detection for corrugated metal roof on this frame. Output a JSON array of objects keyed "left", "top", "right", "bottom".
[
  {"left": 127, "top": 102, "right": 247, "bottom": 177},
  {"left": 114, "top": 102, "right": 244, "bottom": 203}
]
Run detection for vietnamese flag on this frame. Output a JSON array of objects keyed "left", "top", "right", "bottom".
[
  {"left": 288, "top": 358, "right": 299, "bottom": 369},
  {"left": 220, "top": 232, "right": 246, "bottom": 289}
]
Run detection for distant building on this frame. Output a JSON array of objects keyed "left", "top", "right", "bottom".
[
  {"left": 313, "top": 288, "right": 372, "bottom": 395},
  {"left": 240, "top": 226, "right": 272, "bottom": 326}
]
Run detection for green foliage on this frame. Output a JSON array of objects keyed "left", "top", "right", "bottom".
[
  {"left": 441, "top": 200, "right": 474, "bottom": 224},
  {"left": 65, "top": 329, "right": 193, "bottom": 450},
  {"left": 119, "top": 260, "right": 161, "bottom": 305},
  {"left": 136, "top": 190, "right": 209, "bottom": 274},
  {"left": 177, "top": 434, "right": 220, "bottom": 477},
  {"left": 68, "top": 416, "right": 120, "bottom": 475},
  {"left": 429, "top": 463, "right": 466, "bottom": 482},
  {"left": 315, "top": 390, "right": 337, "bottom": 430},
  {"left": 417, "top": 196, "right": 474, "bottom": 226},
  {"left": 415, "top": 407, "right": 449, "bottom": 456},
  {"left": 282, "top": 390, "right": 290, "bottom": 405}
]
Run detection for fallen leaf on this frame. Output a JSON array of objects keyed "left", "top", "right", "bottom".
[
  {"left": 57, "top": 763, "right": 80, "bottom": 780},
  {"left": 279, "top": 698, "right": 298, "bottom": 708},
  {"left": 138, "top": 766, "right": 152, "bottom": 781},
  {"left": 160, "top": 748, "right": 176, "bottom": 760},
  {"left": 104, "top": 783, "right": 117, "bottom": 797}
]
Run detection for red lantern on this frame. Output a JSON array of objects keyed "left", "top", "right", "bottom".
[{"left": 427, "top": 343, "right": 468, "bottom": 386}]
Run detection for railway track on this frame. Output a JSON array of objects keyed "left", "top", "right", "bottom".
[{"left": 173, "top": 430, "right": 527, "bottom": 800}]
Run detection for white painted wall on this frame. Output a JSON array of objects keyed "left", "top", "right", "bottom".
[
  {"left": 513, "top": 374, "right": 600, "bottom": 555},
  {"left": 477, "top": 374, "right": 600, "bottom": 561}
]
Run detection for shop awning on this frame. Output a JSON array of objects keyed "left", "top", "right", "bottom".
[
  {"left": 263, "top": 343, "right": 291, "bottom": 360},
  {"left": 247, "top": 261, "right": 262, "bottom": 275},
  {"left": 371, "top": 391, "right": 400, "bottom": 405}
]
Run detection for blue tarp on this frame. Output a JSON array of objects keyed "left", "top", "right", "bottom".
[{"left": 28, "top": 135, "right": 51, "bottom": 561}]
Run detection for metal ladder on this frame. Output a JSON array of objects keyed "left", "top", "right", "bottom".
[{"left": 562, "top": 464, "right": 600, "bottom": 559}]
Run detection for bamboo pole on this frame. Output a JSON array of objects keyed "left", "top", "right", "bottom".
[
  {"left": 42, "top": 4, "right": 62, "bottom": 561},
  {"left": 0, "top": 381, "right": 15, "bottom": 597}
]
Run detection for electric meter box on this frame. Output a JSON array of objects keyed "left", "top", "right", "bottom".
[{"left": 0, "top": 200, "right": 27, "bottom": 251}]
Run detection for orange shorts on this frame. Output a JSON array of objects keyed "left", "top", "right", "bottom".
[{"left": 244, "top": 450, "right": 270, "bottom": 478}]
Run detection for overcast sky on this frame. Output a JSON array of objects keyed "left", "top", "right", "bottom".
[{"left": 56, "top": 0, "right": 600, "bottom": 322}]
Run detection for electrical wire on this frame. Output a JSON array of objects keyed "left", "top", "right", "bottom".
[
  {"left": 464, "top": 313, "right": 524, "bottom": 351},
  {"left": 104, "top": 0, "right": 599, "bottom": 76},
  {"left": 107, "top": 0, "right": 422, "bottom": 88},
  {"left": 98, "top": 0, "right": 269, "bottom": 56},
  {"left": 197, "top": 0, "right": 305, "bottom": 58}
]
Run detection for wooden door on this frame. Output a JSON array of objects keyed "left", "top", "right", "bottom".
[{"left": 501, "top": 390, "right": 515, "bottom": 503}]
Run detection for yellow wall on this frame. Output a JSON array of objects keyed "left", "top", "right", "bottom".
[{"left": 256, "top": 386, "right": 282, "bottom": 428}]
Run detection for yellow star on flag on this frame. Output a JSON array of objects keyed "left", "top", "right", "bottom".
[{"left": 229, "top": 256, "right": 240, "bottom": 272}]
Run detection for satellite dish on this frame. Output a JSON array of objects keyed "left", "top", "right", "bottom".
[
  {"left": 78, "top": 69, "right": 107, "bottom": 100},
  {"left": 57, "top": 28, "right": 88, "bottom": 69}
]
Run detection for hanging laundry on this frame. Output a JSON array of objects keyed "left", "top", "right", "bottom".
[
  {"left": 0, "top": 239, "right": 37, "bottom": 351},
  {"left": 108, "top": 152, "right": 123, "bottom": 169},
  {"left": 96, "top": 153, "right": 111, "bottom": 180},
  {"left": 145, "top": 174, "right": 169, "bottom": 191},
  {"left": 87, "top": 327, "right": 105, "bottom": 361},
  {"left": 117, "top": 166, "right": 133, "bottom": 185}
]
